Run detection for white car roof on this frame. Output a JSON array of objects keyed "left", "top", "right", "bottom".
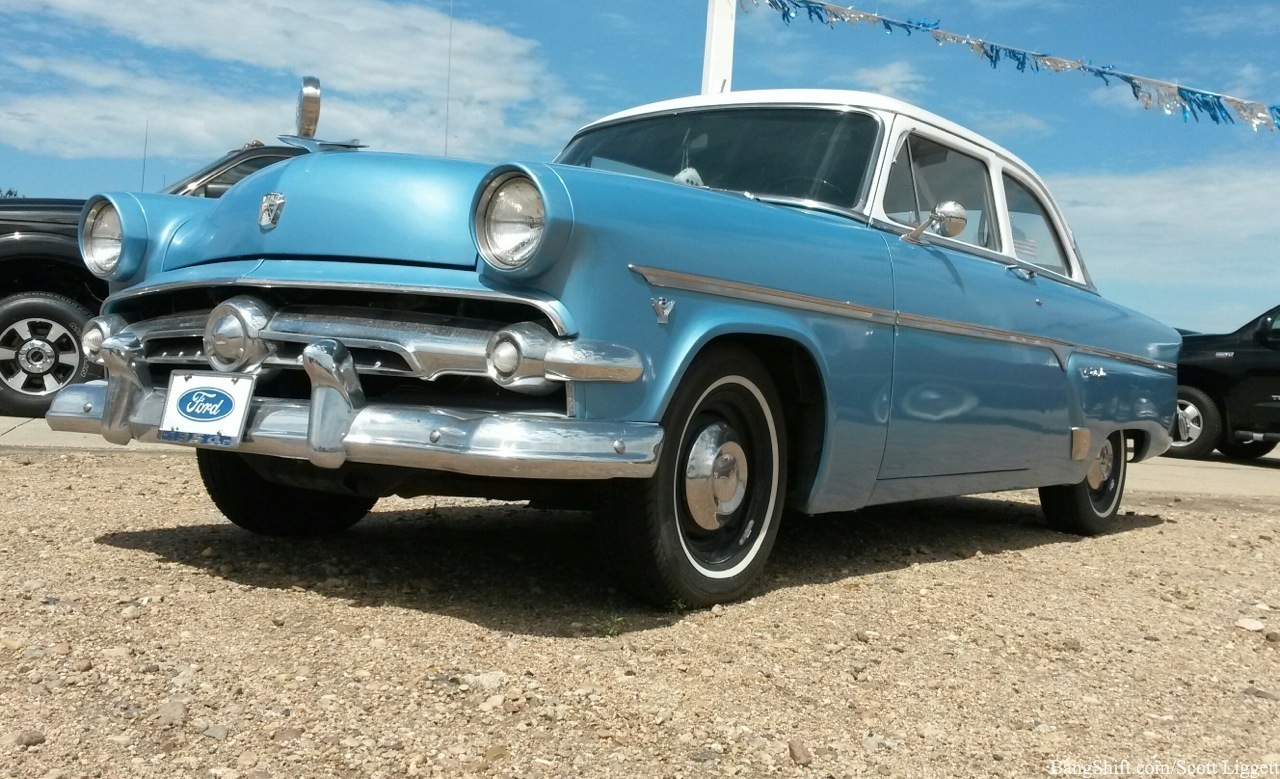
[{"left": 578, "top": 89, "right": 1031, "bottom": 172}]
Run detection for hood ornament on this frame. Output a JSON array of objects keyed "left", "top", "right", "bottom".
[{"left": 258, "top": 193, "right": 286, "bottom": 230}]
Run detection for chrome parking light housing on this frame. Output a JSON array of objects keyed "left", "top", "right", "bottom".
[
  {"left": 486, "top": 323, "right": 556, "bottom": 395},
  {"left": 203, "top": 296, "right": 275, "bottom": 372},
  {"left": 81, "top": 315, "right": 128, "bottom": 365}
]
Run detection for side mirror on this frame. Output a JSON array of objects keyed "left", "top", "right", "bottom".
[
  {"left": 1258, "top": 315, "right": 1279, "bottom": 343},
  {"left": 295, "top": 76, "right": 321, "bottom": 139},
  {"left": 201, "top": 181, "right": 233, "bottom": 199},
  {"left": 901, "top": 201, "right": 967, "bottom": 245}
]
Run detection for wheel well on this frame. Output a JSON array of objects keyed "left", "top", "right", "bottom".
[
  {"left": 0, "top": 256, "right": 106, "bottom": 314},
  {"left": 1176, "top": 372, "right": 1226, "bottom": 413},
  {"left": 698, "top": 334, "right": 827, "bottom": 508}
]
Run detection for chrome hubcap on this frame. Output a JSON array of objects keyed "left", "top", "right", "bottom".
[
  {"left": 684, "top": 422, "right": 749, "bottom": 531},
  {"left": 18, "top": 339, "right": 57, "bottom": 374},
  {"left": 1086, "top": 438, "right": 1114, "bottom": 490}
]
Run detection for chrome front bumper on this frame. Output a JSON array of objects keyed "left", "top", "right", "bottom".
[{"left": 48, "top": 337, "right": 662, "bottom": 480}]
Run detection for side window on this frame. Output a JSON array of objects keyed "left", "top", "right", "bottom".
[
  {"left": 191, "top": 155, "right": 288, "bottom": 198},
  {"left": 883, "top": 134, "right": 1000, "bottom": 251},
  {"left": 1003, "top": 175, "right": 1069, "bottom": 276}
]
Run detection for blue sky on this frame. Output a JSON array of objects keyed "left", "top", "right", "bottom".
[{"left": 1, "top": 0, "right": 1277, "bottom": 333}]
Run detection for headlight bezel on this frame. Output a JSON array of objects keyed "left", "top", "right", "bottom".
[
  {"left": 81, "top": 200, "right": 123, "bottom": 277},
  {"left": 475, "top": 172, "right": 546, "bottom": 271},
  {"left": 471, "top": 164, "right": 572, "bottom": 281},
  {"left": 78, "top": 195, "right": 148, "bottom": 281}
]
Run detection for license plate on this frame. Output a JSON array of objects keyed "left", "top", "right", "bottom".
[{"left": 158, "top": 371, "right": 257, "bottom": 448}]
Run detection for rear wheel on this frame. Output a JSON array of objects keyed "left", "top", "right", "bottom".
[
  {"left": 1165, "top": 386, "right": 1221, "bottom": 460},
  {"left": 1039, "top": 431, "right": 1127, "bottom": 535},
  {"left": 1216, "top": 439, "right": 1277, "bottom": 460},
  {"left": 196, "top": 450, "right": 375, "bottom": 536},
  {"left": 604, "top": 347, "right": 787, "bottom": 608},
  {"left": 0, "top": 293, "right": 93, "bottom": 417}
]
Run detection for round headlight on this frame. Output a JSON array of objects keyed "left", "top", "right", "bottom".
[
  {"left": 83, "top": 201, "right": 123, "bottom": 277},
  {"left": 478, "top": 175, "right": 544, "bottom": 269}
]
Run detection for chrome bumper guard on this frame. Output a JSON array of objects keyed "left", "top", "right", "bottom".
[{"left": 49, "top": 336, "right": 662, "bottom": 480}]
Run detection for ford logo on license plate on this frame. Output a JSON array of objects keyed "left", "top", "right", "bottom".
[{"left": 176, "top": 387, "right": 235, "bottom": 422}]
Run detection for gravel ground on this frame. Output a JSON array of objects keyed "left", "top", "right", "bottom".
[{"left": 2, "top": 448, "right": 1279, "bottom": 779}]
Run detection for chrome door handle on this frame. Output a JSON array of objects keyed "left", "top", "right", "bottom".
[{"left": 1005, "top": 264, "right": 1037, "bottom": 281}]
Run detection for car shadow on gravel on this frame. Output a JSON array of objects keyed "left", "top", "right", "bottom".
[{"left": 97, "top": 494, "right": 1163, "bottom": 638}]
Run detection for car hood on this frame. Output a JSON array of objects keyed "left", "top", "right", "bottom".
[{"left": 164, "top": 152, "right": 493, "bottom": 272}]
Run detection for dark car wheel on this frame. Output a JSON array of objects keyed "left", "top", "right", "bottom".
[
  {"left": 604, "top": 346, "right": 787, "bottom": 608},
  {"left": 1165, "top": 385, "right": 1221, "bottom": 460},
  {"left": 1039, "top": 431, "right": 1127, "bottom": 535},
  {"left": 0, "top": 292, "right": 93, "bottom": 418},
  {"left": 1216, "top": 439, "right": 1277, "bottom": 460},
  {"left": 196, "top": 450, "right": 375, "bottom": 536}
]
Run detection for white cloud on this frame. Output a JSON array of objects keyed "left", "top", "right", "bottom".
[
  {"left": 1047, "top": 152, "right": 1280, "bottom": 332},
  {"left": 1088, "top": 85, "right": 1146, "bottom": 113},
  {"left": 840, "top": 61, "right": 929, "bottom": 101},
  {"left": 967, "top": 110, "right": 1049, "bottom": 137},
  {"left": 1184, "top": 5, "right": 1280, "bottom": 36},
  {"left": 0, "top": 0, "right": 586, "bottom": 161}
]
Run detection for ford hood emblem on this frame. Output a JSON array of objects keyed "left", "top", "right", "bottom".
[
  {"left": 258, "top": 192, "right": 286, "bottom": 230},
  {"left": 176, "top": 388, "right": 235, "bottom": 422}
]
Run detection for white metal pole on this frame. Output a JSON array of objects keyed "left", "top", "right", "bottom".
[{"left": 701, "top": 0, "right": 737, "bottom": 94}]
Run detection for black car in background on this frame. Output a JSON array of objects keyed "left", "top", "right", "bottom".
[
  {"left": 0, "top": 80, "right": 323, "bottom": 417},
  {"left": 1167, "top": 305, "right": 1280, "bottom": 460}
]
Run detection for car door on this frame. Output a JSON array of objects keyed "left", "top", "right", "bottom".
[
  {"left": 870, "top": 122, "right": 1073, "bottom": 485},
  {"left": 1225, "top": 306, "right": 1280, "bottom": 436}
]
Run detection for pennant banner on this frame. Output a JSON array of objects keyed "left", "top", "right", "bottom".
[{"left": 755, "top": 0, "right": 1280, "bottom": 133}]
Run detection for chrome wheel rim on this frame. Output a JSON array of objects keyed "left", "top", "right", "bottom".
[
  {"left": 0, "top": 317, "right": 81, "bottom": 396},
  {"left": 1172, "top": 399, "right": 1203, "bottom": 448}
]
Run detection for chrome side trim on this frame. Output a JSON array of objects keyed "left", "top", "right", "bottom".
[
  {"left": 631, "top": 266, "right": 1176, "bottom": 373},
  {"left": 49, "top": 382, "right": 661, "bottom": 480},
  {"left": 895, "top": 311, "right": 1071, "bottom": 370},
  {"left": 631, "top": 266, "right": 895, "bottom": 326},
  {"left": 104, "top": 276, "right": 576, "bottom": 337}
]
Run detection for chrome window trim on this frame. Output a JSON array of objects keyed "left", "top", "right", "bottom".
[
  {"left": 996, "top": 168, "right": 1091, "bottom": 288},
  {"left": 868, "top": 217, "right": 1097, "bottom": 294},
  {"left": 631, "top": 265, "right": 1175, "bottom": 373},
  {"left": 556, "top": 104, "right": 885, "bottom": 215},
  {"left": 104, "top": 276, "right": 576, "bottom": 336}
]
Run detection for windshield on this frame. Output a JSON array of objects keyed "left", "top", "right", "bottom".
[{"left": 556, "top": 107, "right": 880, "bottom": 211}]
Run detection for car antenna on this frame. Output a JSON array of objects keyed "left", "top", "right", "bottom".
[
  {"left": 140, "top": 120, "right": 149, "bottom": 190},
  {"left": 444, "top": 0, "right": 454, "bottom": 157}
]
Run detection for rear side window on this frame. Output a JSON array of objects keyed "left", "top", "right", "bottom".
[
  {"left": 1003, "top": 174, "right": 1069, "bottom": 276},
  {"left": 883, "top": 134, "right": 1000, "bottom": 252}
]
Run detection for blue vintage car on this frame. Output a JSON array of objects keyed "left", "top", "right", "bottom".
[{"left": 49, "top": 89, "right": 1179, "bottom": 606}]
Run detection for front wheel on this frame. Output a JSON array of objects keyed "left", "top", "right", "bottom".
[
  {"left": 0, "top": 292, "right": 93, "bottom": 417},
  {"left": 604, "top": 347, "right": 787, "bottom": 608},
  {"left": 1039, "top": 431, "right": 1127, "bottom": 535},
  {"left": 1164, "top": 386, "right": 1221, "bottom": 459},
  {"left": 196, "top": 450, "right": 375, "bottom": 536}
]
